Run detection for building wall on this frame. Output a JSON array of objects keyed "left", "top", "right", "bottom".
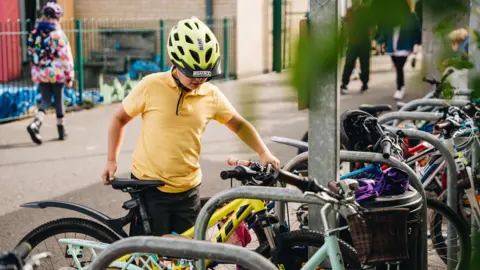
[
  {"left": 236, "top": 0, "right": 266, "bottom": 78},
  {"left": 75, "top": 0, "right": 239, "bottom": 20}
]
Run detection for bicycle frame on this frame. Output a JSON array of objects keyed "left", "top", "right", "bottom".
[
  {"left": 182, "top": 198, "right": 267, "bottom": 240},
  {"left": 58, "top": 198, "right": 269, "bottom": 269},
  {"left": 299, "top": 202, "right": 353, "bottom": 270}
]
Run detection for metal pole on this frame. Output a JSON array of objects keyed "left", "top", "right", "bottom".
[
  {"left": 75, "top": 20, "right": 84, "bottom": 103},
  {"left": 386, "top": 127, "right": 458, "bottom": 268},
  {"left": 392, "top": 99, "right": 469, "bottom": 126},
  {"left": 272, "top": 0, "right": 282, "bottom": 72},
  {"left": 159, "top": 20, "right": 165, "bottom": 71},
  {"left": 206, "top": 0, "right": 213, "bottom": 29},
  {"left": 308, "top": 0, "right": 340, "bottom": 244},
  {"left": 223, "top": 18, "right": 229, "bottom": 80},
  {"left": 378, "top": 111, "right": 443, "bottom": 125},
  {"left": 89, "top": 236, "right": 277, "bottom": 270}
]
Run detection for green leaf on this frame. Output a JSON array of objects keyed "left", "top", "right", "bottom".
[
  {"left": 441, "top": 81, "right": 454, "bottom": 99},
  {"left": 471, "top": 76, "right": 480, "bottom": 100}
]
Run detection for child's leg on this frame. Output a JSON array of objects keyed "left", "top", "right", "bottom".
[
  {"left": 52, "top": 83, "right": 68, "bottom": 140},
  {"left": 169, "top": 186, "right": 201, "bottom": 235},
  {"left": 27, "top": 83, "right": 52, "bottom": 144},
  {"left": 37, "top": 83, "right": 53, "bottom": 122},
  {"left": 52, "top": 83, "right": 65, "bottom": 124}
]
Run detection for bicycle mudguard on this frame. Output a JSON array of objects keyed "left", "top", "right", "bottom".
[
  {"left": 20, "top": 200, "right": 128, "bottom": 238},
  {"left": 270, "top": 136, "right": 308, "bottom": 152}
]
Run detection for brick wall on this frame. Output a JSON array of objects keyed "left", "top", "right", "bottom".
[
  {"left": 75, "top": 0, "right": 238, "bottom": 20},
  {"left": 213, "top": 0, "right": 237, "bottom": 18},
  {"left": 75, "top": 0, "right": 206, "bottom": 19}
]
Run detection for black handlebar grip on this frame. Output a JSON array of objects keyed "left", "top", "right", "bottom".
[
  {"left": 13, "top": 242, "right": 31, "bottom": 260},
  {"left": 381, "top": 139, "right": 391, "bottom": 159},
  {"left": 220, "top": 170, "right": 238, "bottom": 180},
  {"left": 434, "top": 121, "right": 453, "bottom": 131}
]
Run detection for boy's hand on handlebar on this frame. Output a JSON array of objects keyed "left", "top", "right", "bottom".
[
  {"left": 102, "top": 161, "right": 117, "bottom": 185},
  {"left": 259, "top": 151, "right": 280, "bottom": 169}
]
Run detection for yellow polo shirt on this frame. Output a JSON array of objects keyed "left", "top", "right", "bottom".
[{"left": 122, "top": 70, "right": 237, "bottom": 193}]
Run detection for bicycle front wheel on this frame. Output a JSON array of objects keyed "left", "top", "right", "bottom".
[
  {"left": 427, "top": 198, "right": 471, "bottom": 270},
  {"left": 18, "top": 218, "right": 120, "bottom": 269}
]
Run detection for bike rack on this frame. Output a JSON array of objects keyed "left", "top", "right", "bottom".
[
  {"left": 193, "top": 185, "right": 324, "bottom": 269},
  {"left": 88, "top": 236, "right": 277, "bottom": 270},
  {"left": 194, "top": 151, "right": 428, "bottom": 270},
  {"left": 392, "top": 99, "right": 469, "bottom": 126},
  {"left": 383, "top": 127, "right": 459, "bottom": 270},
  {"left": 378, "top": 111, "right": 443, "bottom": 125}
]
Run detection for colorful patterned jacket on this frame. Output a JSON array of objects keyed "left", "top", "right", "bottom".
[{"left": 28, "top": 21, "right": 74, "bottom": 84}]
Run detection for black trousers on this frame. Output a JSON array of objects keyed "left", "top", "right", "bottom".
[
  {"left": 38, "top": 83, "right": 65, "bottom": 118},
  {"left": 341, "top": 43, "right": 371, "bottom": 87},
  {"left": 130, "top": 174, "right": 201, "bottom": 236},
  {"left": 391, "top": 55, "right": 408, "bottom": 90}
]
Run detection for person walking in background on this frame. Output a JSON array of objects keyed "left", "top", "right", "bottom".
[
  {"left": 410, "top": 0, "right": 423, "bottom": 69},
  {"left": 26, "top": 2, "right": 74, "bottom": 145},
  {"left": 442, "top": 28, "right": 470, "bottom": 93},
  {"left": 375, "top": 0, "right": 421, "bottom": 100},
  {"left": 340, "top": 0, "right": 373, "bottom": 95}
]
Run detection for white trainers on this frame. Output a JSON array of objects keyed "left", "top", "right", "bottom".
[{"left": 393, "top": 87, "right": 405, "bottom": 100}]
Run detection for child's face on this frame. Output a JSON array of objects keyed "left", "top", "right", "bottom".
[
  {"left": 176, "top": 70, "right": 208, "bottom": 90},
  {"left": 451, "top": 42, "right": 460, "bottom": 52}
]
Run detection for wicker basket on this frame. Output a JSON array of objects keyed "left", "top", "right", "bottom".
[{"left": 347, "top": 207, "right": 410, "bottom": 264}]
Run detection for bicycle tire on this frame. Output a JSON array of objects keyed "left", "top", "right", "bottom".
[
  {"left": 427, "top": 198, "right": 471, "bottom": 270},
  {"left": 254, "top": 230, "right": 361, "bottom": 270},
  {"left": 18, "top": 218, "right": 120, "bottom": 248}
]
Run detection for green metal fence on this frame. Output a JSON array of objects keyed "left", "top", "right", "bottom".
[{"left": 0, "top": 17, "right": 236, "bottom": 122}]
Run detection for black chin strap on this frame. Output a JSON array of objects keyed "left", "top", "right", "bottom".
[{"left": 172, "top": 67, "right": 191, "bottom": 116}]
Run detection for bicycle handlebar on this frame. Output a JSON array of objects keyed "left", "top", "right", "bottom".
[
  {"left": 380, "top": 139, "right": 392, "bottom": 159},
  {"left": 423, "top": 76, "right": 440, "bottom": 86},
  {"left": 220, "top": 160, "right": 344, "bottom": 201},
  {"left": 435, "top": 121, "right": 454, "bottom": 131}
]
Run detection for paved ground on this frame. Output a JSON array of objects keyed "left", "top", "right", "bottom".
[{"left": 0, "top": 54, "right": 427, "bottom": 252}]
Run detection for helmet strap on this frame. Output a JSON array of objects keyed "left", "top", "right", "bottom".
[{"left": 172, "top": 67, "right": 192, "bottom": 92}]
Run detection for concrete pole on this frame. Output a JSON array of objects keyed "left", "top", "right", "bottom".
[{"left": 308, "top": 0, "right": 340, "bottom": 244}]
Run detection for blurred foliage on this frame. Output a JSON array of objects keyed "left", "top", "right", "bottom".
[{"left": 290, "top": 0, "right": 479, "bottom": 104}]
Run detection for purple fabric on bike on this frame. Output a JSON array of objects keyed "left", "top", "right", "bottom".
[
  {"left": 354, "top": 168, "right": 410, "bottom": 202},
  {"left": 354, "top": 179, "right": 378, "bottom": 201}
]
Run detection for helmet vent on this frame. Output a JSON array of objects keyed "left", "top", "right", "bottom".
[
  {"left": 185, "top": 22, "right": 193, "bottom": 30},
  {"left": 189, "top": 50, "right": 200, "bottom": 63},
  {"left": 178, "top": 46, "right": 185, "bottom": 55},
  {"left": 205, "top": 48, "right": 212, "bottom": 63},
  {"left": 171, "top": 52, "right": 181, "bottom": 62},
  {"left": 185, "top": 35, "right": 194, "bottom": 44},
  {"left": 174, "top": 33, "right": 180, "bottom": 41},
  {"left": 168, "top": 37, "right": 172, "bottom": 47},
  {"left": 194, "top": 22, "right": 199, "bottom": 29},
  {"left": 205, "top": 34, "right": 211, "bottom": 43}
]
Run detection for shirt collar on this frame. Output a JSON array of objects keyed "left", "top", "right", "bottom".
[{"left": 166, "top": 67, "right": 210, "bottom": 96}]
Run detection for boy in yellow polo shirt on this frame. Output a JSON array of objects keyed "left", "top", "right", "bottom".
[{"left": 101, "top": 17, "right": 280, "bottom": 236}]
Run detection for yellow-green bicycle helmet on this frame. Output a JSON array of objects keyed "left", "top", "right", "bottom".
[{"left": 167, "top": 17, "right": 221, "bottom": 78}]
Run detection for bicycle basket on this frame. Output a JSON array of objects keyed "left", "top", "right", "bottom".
[{"left": 347, "top": 207, "right": 410, "bottom": 264}]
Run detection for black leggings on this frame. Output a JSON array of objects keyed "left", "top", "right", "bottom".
[
  {"left": 130, "top": 173, "right": 201, "bottom": 236},
  {"left": 391, "top": 56, "right": 408, "bottom": 90},
  {"left": 38, "top": 83, "right": 65, "bottom": 118}
]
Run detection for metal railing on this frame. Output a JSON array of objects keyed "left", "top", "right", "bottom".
[{"left": 0, "top": 17, "right": 236, "bottom": 122}]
